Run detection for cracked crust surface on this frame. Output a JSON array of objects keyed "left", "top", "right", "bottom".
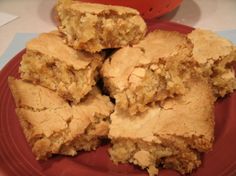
[
  {"left": 8, "top": 77, "right": 114, "bottom": 160},
  {"left": 102, "top": 29, "right": 236, "bottom": 115},
  {"left": 188, "top": 29, "right": 236, "bottom": 96},
  {"left": 101, "top": 30, "right": 193, "bottom": 115},
  {"left": 56, "top": 0, "right": 147, "bottom": 52},
  {"left": 19, "top": 31, "right": 103, "bottom": 103},
  {"left": 109, "top": 79, "right": 214, "bottom": 175}
]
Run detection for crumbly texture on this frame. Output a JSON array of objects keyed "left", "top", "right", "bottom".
[
  {"left": 188, "top": 29, "right": 236, "bottom": 97},
  {"left": 101, "top": 30, "right": 194, "bottom": 115},
  {"left": 102, "top": 29, "right": 236, "bottom": 115},
  {"left": 8, "top": 77, "right": 114, "bottom": 160},
  {"left": 109, "top": 79, "right": 214, "bottom": 175},
  {"left": 56, "top": 0, "right": 147, "bottom": 52},
  {"left": 19, "top": 31, "right": 103, "bottom": 103}
]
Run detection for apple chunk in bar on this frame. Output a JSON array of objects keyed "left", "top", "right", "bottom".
[{"left": 8, "top": 77, "right": 114, "bottom": 160}]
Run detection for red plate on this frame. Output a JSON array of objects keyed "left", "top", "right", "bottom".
[{"left": 0, "top": 22, "right": 236, "bottom": 176}]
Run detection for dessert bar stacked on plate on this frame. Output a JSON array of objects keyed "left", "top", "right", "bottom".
[{"left": 8, "top": 0, "right": 236, "bottom": 175}]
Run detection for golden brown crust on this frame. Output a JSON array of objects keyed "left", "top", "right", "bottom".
[
  {"left": 109, "top": 79, "right": 214, "bottom": 175},
  {"left": 109, "top": 79, "right": 214, "bottom": 149},
  {"left": 8, "top": 77, "right": 114, "bottom": 160},
  {"left": 102, "top": 29, "right": 236, "bottom": 115},
  {"left": 56, "top": 0, "right": 147, "bottom": 52},
  {"left": 101, "top": 30, "right": 193, "bottom": 115},
  {"left": 20, "top": 31, "right": 103, "bottom": 103},
  {"left": 26, "top": 31, "right": 98, "bottom": 70},
  {"left": 188, "top": 29, "right": 236, "bottom": 97},
  {"left": 66, "top": 0, "right": 139, "bottom": 15},
  {"left": 8, "top": 76, "right": 68, "bottom": 110},
  {"left": 188, "top": 29, "right": 236, "bottom": 64}
]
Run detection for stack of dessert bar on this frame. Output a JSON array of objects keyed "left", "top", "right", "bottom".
[
  {"left": 9, "top": 0, "right": 146, "bottom": 160},
  {"left": 8, "top": 0, "right": 236, "bottom": 175}
]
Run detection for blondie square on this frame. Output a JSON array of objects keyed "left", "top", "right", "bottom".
[
  {"left": 101, "top": 30, "right": 193, "bottom": 115},
  {"left": 109, "top": 79, "right": 214, "bottom": 175},
  {"left": 8, "top": 77, "right": 114, "bottom": 160},
  {"left": 56, "top": 0, "right": 147, "bottom": 52},
  {"left": 188, "top": 29, "right": 236, "bottom": 97},
  {"left": 19, "top": 31, "right": 103, "bottom": 103}
]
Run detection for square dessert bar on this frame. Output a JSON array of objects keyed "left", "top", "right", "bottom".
[
  {"left": 109, "top": 79, "right": 214, "bottom": 175},
  {"left": 8, "top": 77, "right": 114, "bottom": 160},
  {"left": 188, "top": 29, "right": 236, "bottom": 97},
  {"left": 56, "top": 0, "right": 147, "bottom": 52},
  {"left": 101, "top": 30, "right": 194, "bottom": 115},
  {"left": 19, "top": 31, "right": 103, "bottom": 104}
]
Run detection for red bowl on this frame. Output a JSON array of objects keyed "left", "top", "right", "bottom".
[{"left": 79, "top": 0, "right": 183, "bottom": 19}]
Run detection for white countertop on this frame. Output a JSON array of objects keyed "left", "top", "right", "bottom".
[{"left": 0, "top": 0, "right": 236, "bottom": 57}]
